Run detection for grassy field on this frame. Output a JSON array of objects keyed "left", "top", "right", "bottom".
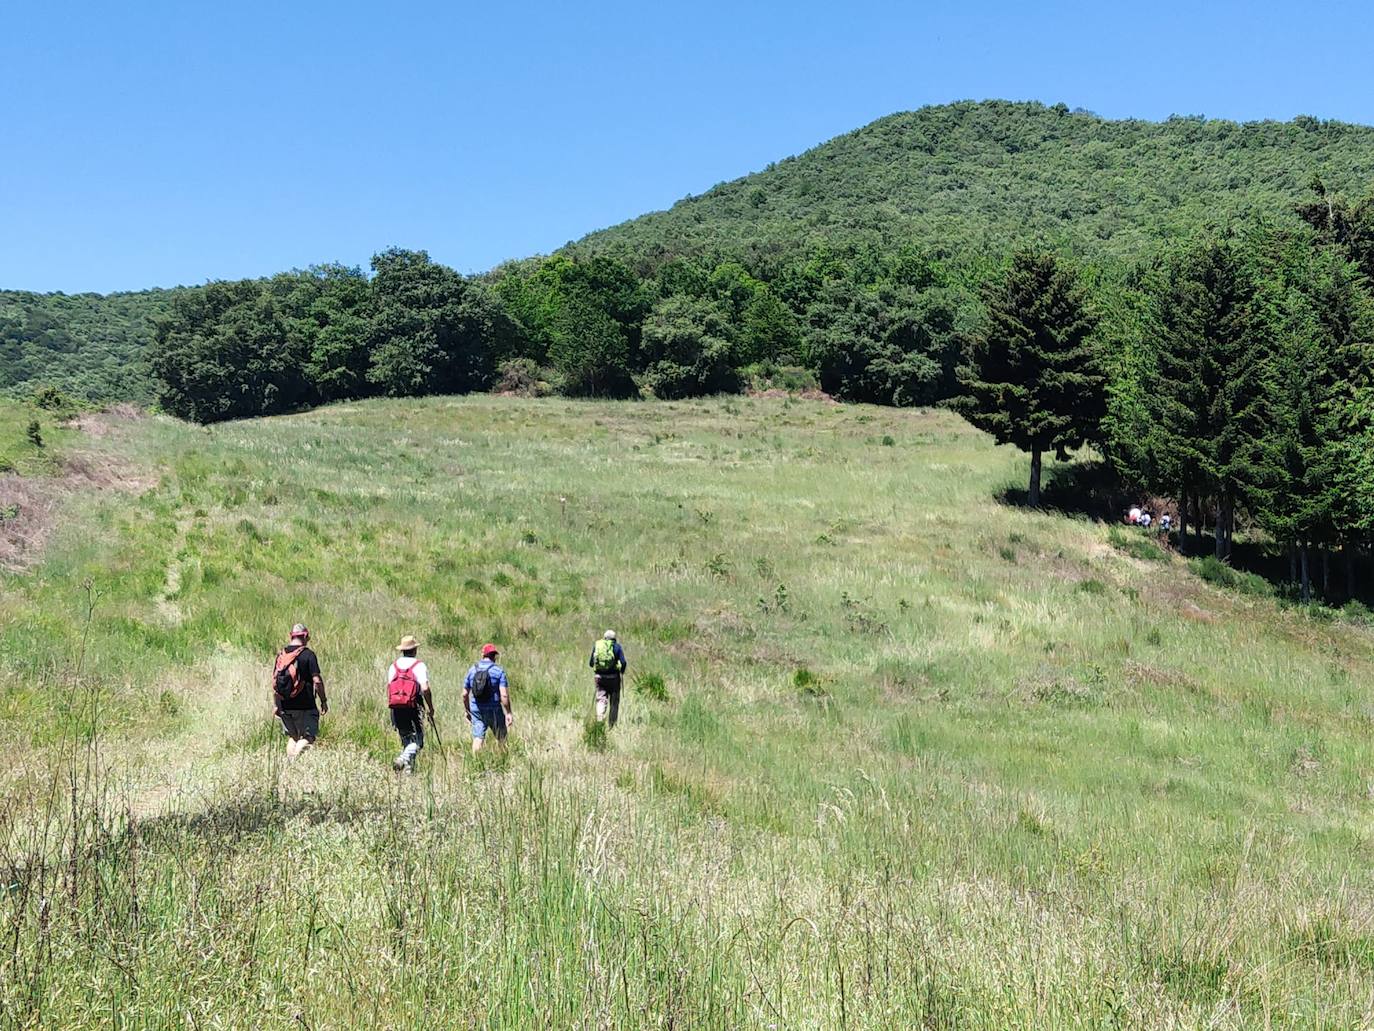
[{"left": 1, "top": 394, "right": 1373, "bottom": 1028}]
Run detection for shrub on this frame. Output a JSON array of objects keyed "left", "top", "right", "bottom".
[
  {"left": 32, "top": 386, "right": 73, "bottom": 413},
  {"left": 1107, "top": 526, "right": 1166, "bottom": 562},
  {"left": 26, "top": 421, "right": 43, "bottom": 449},
  {"left": 881, "top": 434, "right": 896, "bottom": 447},
  {"left": 582, "top": 717, "right": 608, "bottom": 753},
  {"left": 1341, "top": 600, "right": 1374, "bottom": 627},
  {"left": 793, "top": 667, "right": 825, "bottom": 697},
  {"left": 493, "top": 358, "right": 552, "bottom": 397},
  {"left": 635, "top": 671, "right": 669, "bottom": 701},
  {"left": 1190, "top": 555, "right": 1273, "bottom": 597},
  {"left": 742, "top": 362, "right": 819, "bottom": 394}
]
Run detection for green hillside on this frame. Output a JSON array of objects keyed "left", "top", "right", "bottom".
[
  {"left": 8, "top": 101, "right": 1374, "bottom": 412},
  {"left": 0, "top": 287, "right": 187, "bottom": 403},
  {"left": 3, "top": 395, "right": 1374, "bottom": 1026},
  {"left": 572, "top": 100, "right": 1374, "bottom": 269}
]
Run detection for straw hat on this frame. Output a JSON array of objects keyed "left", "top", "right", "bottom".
[{"left": 396, "top": 634, "right": 420, "bottom": 651}]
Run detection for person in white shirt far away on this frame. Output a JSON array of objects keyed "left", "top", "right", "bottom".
[{"left": 385, "top": 634, "right": 434, "bottom": 773}]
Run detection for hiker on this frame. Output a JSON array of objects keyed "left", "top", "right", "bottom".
[
  {"left": 1160, "top": 513, "right": 1173, "bottom": 533},
  {"left": 463, "top": 644, "right": 514, "bottom": 753},
  {"left": 1140, "top": 511, "right": 1153, "bottom": 529},
  {"left": 589, "top": 629, "right": 628, "bottom": 727},
  {"left": 1127, "top": 506, "right": 1142, "bottom": 525},
  {"left": 272, "top": 623, "right": 327, "bottom": 759},
  {"left": 386, "top": 634, "right": 434, "bottom": 773}
]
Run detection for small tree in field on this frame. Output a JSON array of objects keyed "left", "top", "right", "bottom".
[{"left": 959, "top": 249, "right": 1102, "bottom": 506}]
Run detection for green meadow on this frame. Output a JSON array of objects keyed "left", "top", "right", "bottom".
[{"left": 1, "top": 395, "right": 1373, "bottom": 1028}]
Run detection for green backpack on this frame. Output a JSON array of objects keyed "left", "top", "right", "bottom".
[{"left": 593, "top": 638, "right": 619, "bottom": 673}]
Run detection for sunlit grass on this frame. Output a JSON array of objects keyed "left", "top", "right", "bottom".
[{"left": 1, "top": 395, "right": 1372, "bottom": 1027}]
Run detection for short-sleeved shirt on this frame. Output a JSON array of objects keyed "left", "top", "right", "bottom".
[
  {"left": 279, "top": 645, "right": 322, "bottom": 711},
  {"left": 464, "top": 659, "right": 508, "bottom": 710},
  {"left": 387, "top": 657, "right": 430, "bottom": 690}
]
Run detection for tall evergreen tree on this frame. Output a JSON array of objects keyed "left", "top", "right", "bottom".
[
  {"left": 958, "top": 249, "right": 1103, "bottom": 506},
  {"left": 1144, "top": 235, "right": 1279, "bottom": 560}
]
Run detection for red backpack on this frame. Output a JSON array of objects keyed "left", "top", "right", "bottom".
[{"left": 387, "top": 661, "right": 422, "bottom": 709}]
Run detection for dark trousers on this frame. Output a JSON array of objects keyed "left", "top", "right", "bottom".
[
  {"left": 391, "top": 706, "right": 425, "bottom": 750},
  {"left": 595, "top": 673, "right": 622, "bottom": 726}
]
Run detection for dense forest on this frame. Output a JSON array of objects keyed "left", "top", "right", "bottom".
[
  {"left": 7, "top": 101, "right": 1374, "bottom": 405},
  {"left": 6, "top": 100, "right": 1374, "bottom": 601},
  {"left": 573, "top": 99, "right": 1374, "bottom": 269},
  {"left": 0, "top": 288, "right": 187, "bottom": 403}
]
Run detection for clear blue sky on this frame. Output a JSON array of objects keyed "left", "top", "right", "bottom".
[{"left": 4, "top": 0, "right": 1372, "bottom": 293}]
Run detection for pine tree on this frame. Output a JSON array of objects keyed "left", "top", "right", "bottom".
[
  {"left": 958, "top": 249, "right": 1103, "bottom": 506},
  {"left": 1144, "top": 235, "right": 1280, "bottom": 560}
]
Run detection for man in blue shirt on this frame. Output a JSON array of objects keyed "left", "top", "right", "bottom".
[
  {"left": 589, "top": 630, "right": 627, "bottom": 727},
  {"left": 464, "top": 643, "right": 514, "bottom": 753}
]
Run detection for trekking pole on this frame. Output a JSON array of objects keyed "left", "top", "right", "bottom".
[{"left": 426, "top": 710, "right": 443, "bottom": 750}]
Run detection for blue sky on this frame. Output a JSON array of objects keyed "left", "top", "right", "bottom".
[{"left": 4, "top": 0, "right": 1372, "bottom": 293}]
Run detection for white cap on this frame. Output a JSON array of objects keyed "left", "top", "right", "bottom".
[{"left": 604, "top": 630, "right": 616, "bottom": 640}]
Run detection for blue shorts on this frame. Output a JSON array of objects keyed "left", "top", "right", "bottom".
[{"left": 470, "top": 704, "right": 507, "bottom": 740}]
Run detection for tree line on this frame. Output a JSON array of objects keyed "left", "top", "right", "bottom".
[
  {"left": 146, "top": 181, "right": 1374, "bottom": 603},
  {"left": 963, "top": 179, "right": 1374, "bottom": 603},
  {"left": 149, "top": 242, "right": 976, "bottom": 420},
  {"left": 13, "top": 102, "right": 1374, "bottom": 407}
]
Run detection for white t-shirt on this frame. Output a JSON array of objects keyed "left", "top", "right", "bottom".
[{"left": 388, "top": 657, "right": 429, "bottom": 689}]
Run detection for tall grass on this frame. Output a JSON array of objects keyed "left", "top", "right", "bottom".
[{"left": 1, "top": 396, "right": 1372, "bottom": 1026}]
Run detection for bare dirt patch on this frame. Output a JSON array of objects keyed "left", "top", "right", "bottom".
[
  {"left": 64, "top": 403, "right": 146, "bottom": 439},
  {"left": 0, "top": 409, "right": 156, "bottom": 570}
]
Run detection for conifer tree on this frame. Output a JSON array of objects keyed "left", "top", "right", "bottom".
[
  {"left": 959, "top": 249, "right": 1102, "bottom": 506},
  {"left": 1144, "top": 235, "right": 1281, "bottom": 560}
]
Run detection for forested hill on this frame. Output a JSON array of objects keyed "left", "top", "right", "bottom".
[
  {"left": 0, "top": 288, "right": 188, "bottom": 403},
  {"left": 6, "top": 100, "right": 1374, "bottom": 407},
  {"left": 570, "top": 100, "right": 1374, "bottom": 270}
]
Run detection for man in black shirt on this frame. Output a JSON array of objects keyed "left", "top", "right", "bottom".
[{"left": 272, "top": 623, "right": 328, "bottom": 758}]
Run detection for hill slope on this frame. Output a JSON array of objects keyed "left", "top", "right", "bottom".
[
  {"left": 2, "top": 396, "right": 1373, "bottom": 1026},
  {"left": 572, "top": 99, "right": 1374, "bottom": 269},
  {"left": 0, "top": 287, "right": 187, "bottom": 403},
  {"left": 8, "top": 101, "right": 1374, "bottom": 407}
]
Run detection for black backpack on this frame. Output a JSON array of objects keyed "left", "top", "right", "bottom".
[{"left": 470, "top": 663, "right": 498, "bottom": 705}]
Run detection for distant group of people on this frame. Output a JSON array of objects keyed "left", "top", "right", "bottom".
[
  {"left": 269, "top": 624, "right": 628, "bottom": 772},
  {"left": 1126, "top": 506, "right": 1172, "bottom": 532}
]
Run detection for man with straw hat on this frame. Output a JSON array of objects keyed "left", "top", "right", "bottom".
[{"left": 386, "top": 633, "right": 434, "bottom": 773}]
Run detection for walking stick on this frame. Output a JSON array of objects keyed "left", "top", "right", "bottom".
[{"left": 426, "top": 709, "right": 443, "bottom": 750}]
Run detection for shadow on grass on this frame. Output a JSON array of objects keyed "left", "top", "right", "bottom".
[
  {"left": 997, "top": 460, "right": 1374, "bottom": 611},
  {"left": 136, "top": 790, "right": 386, "bottom": 851},
  {"left": 995, "top": 459, "right": 1129, "bottom": 523}
]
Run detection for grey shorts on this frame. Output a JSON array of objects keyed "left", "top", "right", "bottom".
[{"left": 278, "top": 709, "right": 320, "bottom": 741}]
